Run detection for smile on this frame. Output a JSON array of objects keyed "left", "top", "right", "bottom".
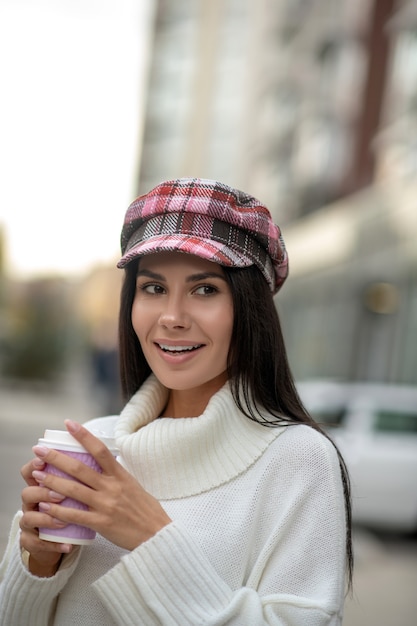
[{"left": 156, "top": 343, "right": 203, "bottom": 353}]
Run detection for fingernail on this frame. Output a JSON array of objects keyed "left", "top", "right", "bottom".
[
  {"left": 53, "top": 518, "right": 67, "bottom": 527},
  {"left": 39, "top": 502, "right": 51, "bottom": 511},
  {"left": 32, "top": 470, "right": 47, "bottom": 481},
  {"left": 33, "top": 458, "right": 45, "bottom": 468},
  {"left": 33, "top": 445, "right": 49, "bottom": 458},
  {"left": 59, "top": 544, "right": 72, "bottom": 553},
  {"left": 65, "top": 419, "right": 80, "bottom": 434},
  {"left": 49, "top": 491, "right": 65, "bottom": 501}
]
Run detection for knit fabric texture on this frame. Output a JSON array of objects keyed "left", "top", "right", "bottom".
[
  {"left": 117, "top": 178, "right": 289, "bottom": 294},
  {"left": 0, "top": 377, "right": 347, "bottom": 625}
]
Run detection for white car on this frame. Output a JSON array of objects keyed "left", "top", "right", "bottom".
[{"left": 296, "top": 380, "right": 417, "bottom": 533}]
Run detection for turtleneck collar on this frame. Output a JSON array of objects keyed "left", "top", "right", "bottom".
[{"left": 114, "top": 375, "right": 286, "bottom": 499}]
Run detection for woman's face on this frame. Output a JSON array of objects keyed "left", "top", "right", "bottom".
[{"left": 131, "top": 251, "right": 234, "bottom": 398}]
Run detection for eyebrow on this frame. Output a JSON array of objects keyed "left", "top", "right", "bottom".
[{"left": 136, "top": 269, "right": 227, "bottom": 283}]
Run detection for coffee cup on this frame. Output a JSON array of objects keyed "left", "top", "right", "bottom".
[{"left": 37, "top": 428, "right": 118, "bottom": 545}]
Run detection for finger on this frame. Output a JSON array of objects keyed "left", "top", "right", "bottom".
[
  {"left": 20, "top": 509, "right": 68, "bottom": 532},
  {"left": 21, "top": 458, "right": 46, "bottom": 486},
  {"left": 31, "top": 447, "right": 104, "bottom": 490},
  {"left": 36, "top": 501, "right": 95, "bottom": 531},
  {"left": 31, "top": 470, "right": 94, "bottom": 506},
  {"left": 21, "top": 485, "right": 66, "bottom": 509},
  {"left": 64, "top": 419, "right": 118, "bottom": 475},
  {"left": 20, "top": 527, "right": 72, "bottom": 559}
]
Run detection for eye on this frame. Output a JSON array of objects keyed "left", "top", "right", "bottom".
[
  {"left": 137, "top": 282, "right": 166, "bottom": 295},
  {"left": 193, "top": 284, "right": 219, "bottom": 296}
]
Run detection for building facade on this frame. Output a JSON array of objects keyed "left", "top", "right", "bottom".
[{"left": 135, "top": 0, "right": 417, "bottom": 384}]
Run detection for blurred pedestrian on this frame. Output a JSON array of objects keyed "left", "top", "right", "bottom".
[{"left": 0, "top": 178, "right": 352, "bottom": 625}]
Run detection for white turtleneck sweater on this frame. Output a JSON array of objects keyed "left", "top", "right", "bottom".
[{"left": 0, "top": 376, "right": 347, "bottom": 625}]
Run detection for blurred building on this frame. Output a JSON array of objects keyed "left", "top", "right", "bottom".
[
  {"left": 75, "top": 264, "right": 124, "bottom": 414},
  {"left": 0, "top": 276, "right": 76, "bottom": 383},
  {"left": 134, "top": 0, "right": 417, "bottom": 385},
  {"left": 279, "top": 0, "right": 417, "bottom": 385},
  {"left": 136, "top": 0, "right": 409, "bottom": 220},
  {"left": 0, "top": 227, "right": 8, "bottom": 372},
  {"left": 136, "top": 0, "right": 250, "bottom": 197}
]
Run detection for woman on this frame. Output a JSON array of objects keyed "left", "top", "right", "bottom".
[{"left": 0, "top": 178, "right": 352, "bottom": 625}]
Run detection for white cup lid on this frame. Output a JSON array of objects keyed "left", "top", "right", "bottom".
[{"left": 38, "top": 429, "right": 119, "bottom": 455}]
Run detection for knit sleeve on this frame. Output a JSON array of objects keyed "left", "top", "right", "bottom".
[
  {"left": 92, "top": 428, "right": 347, "bottom": 626},
  {"left": 0, "top": 511, "right": 82, "bottom": 625}
]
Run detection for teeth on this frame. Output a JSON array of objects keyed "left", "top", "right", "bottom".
[{"left": 158, "top": 344, "right": 201, "bottom": 352}]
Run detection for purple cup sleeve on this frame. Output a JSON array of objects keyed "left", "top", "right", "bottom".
[{"left": 38, "top": 449, "right": 101, "bottom": 545}]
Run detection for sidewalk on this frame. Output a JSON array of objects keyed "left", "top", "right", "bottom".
[{"left": 344, "top": 530, "right": 417, "bottom": 626}]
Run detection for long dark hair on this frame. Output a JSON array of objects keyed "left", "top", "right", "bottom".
[{"left": 118, "top": 260, "right": 353, "bottom": 590}]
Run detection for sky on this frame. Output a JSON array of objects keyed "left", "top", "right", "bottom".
[{"left": 0, "top": 0, "right": 153, "bottom": 278}]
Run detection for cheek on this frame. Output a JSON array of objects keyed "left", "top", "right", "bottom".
[
  {"left": 215, "top": 303, "right": 234, "bottom": 347},
  {"left": 131, "top": 300, "right": 147, "bottom": 342},
  {"left": 225, "top": 319, "right": 234, "bottom": 350}
]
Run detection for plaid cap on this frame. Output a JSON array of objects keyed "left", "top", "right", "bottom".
[{"left": 118, "top": 178, "right": 288, "bottom": 293}]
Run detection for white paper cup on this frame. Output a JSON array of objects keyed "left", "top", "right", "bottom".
[{"left": 37, "top": 429, "right": 118, "bottom": 545}]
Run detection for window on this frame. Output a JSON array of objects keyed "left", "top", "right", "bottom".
[
  {"left": 310, "top": 407, "right": 346, "bottom": 429},
  {"left": 375, "top": 411, "right": 417, "bottom": 434}
]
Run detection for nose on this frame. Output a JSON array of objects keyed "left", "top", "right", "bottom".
[{"left": 158, "top": 294, "right": 191, "bottom": 330}]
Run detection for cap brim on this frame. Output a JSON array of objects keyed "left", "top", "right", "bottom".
[{"left": 117, "top": 234, "right": 254, "bottom": 269}]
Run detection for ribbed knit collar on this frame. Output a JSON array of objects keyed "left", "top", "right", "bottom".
[{"left": 114, "top": 375, "right": 285, "bottom": 499}]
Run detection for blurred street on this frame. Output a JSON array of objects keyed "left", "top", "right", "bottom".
[
  {"left": 0, "top": 367, "right": 102, "bottom": 555},
  {"left": 1, "top": 376, "right": 416, "bottom": 626}
]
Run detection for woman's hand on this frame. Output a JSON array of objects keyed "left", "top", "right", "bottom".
[
  {"left": 30, "top": 420, "right": 172, "bottom": 552},
  {"left": 20, "top": 456, "right": 73, "bottom": 577}
]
